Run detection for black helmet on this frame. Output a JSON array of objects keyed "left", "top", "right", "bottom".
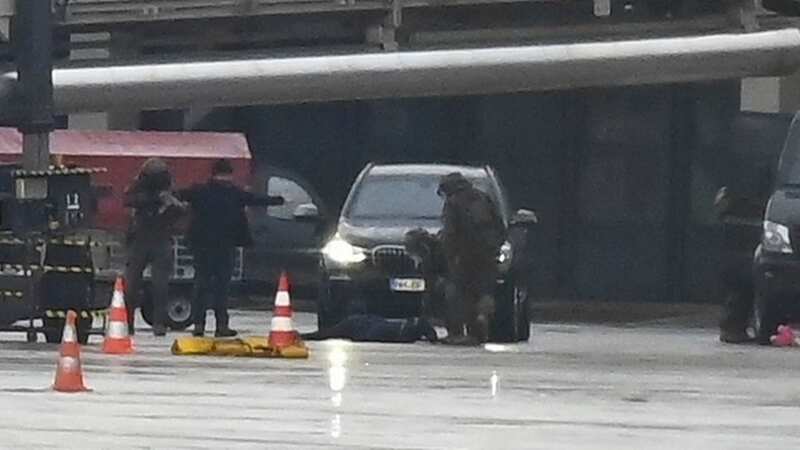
[
  {"left": 437, "top": 172, "right": 471, "bottom": 196},
  {"left": 138, "top": 158, "right": 172, "bottom": 191}
]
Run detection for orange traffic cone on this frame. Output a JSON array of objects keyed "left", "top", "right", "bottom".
[
  {"left": 53, "top": 310, "right": 89, "bottom": 393},
  {"left": 103, "top": 276, "right": 134, "bottom": 355},
  {"left": 268, "top": 272, "right": 298, "bottom": 349}
]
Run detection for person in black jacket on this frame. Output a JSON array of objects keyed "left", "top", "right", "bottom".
[
  {"left": 124, "top": 158, "right": 187, "bottom": 337},
  {"left": 179, "top": 159, "right": 284, "bottom": 337}
]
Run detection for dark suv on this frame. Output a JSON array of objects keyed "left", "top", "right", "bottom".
[
  {"left": 317, "top": 163, "right": 537, "bottom": 342},
  {"left": 753, "top": 112, "right": 800, "bottom": 342}
]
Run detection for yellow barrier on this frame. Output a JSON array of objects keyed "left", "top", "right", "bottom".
[{"left": 171, "top": 335, "right": 309, "bottom": 359}]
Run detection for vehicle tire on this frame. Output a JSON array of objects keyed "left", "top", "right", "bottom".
[
  {"left": 76, "top": 315, "right": 92, "bottom": 345},
  {"left": 141, "top": 286, "right": 194, "bottom": 331},
  {"left": 490, "top": 280, "right": 531, "bottom": 343},
  {"left": 44, "top": 316, "right": 92, "bottom": 344},
  {"left": 316, "top": 277, "right": 349, "bottom": 330},
  {"left": 753, "top": 293, "right": 782, "bottom": 345},
  {"left": 43, "top": 318, "right": 62, "bottom": 344}
]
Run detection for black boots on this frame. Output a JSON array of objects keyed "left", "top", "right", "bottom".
[{"left": 215, "top": 328, "right": 238, "bottom": 338}]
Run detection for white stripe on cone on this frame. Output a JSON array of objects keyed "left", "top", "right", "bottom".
[
  {"left": 59, "top": 356, "right": 79, "bottom": 372},
  {"left": 62, "top": 324, "right": 76, "bottom": 343},
  {"left": 274, "top": 291, "right": 290, "bottom": 307},
  {"left": 271, "top": 316, "right": 293, "bottom": 332},
  {"left": 111, "top": 291, "right": 125, "bottom": 308},
  {"left": 107, "top": 321, "right": 128, "bottom": 339}
]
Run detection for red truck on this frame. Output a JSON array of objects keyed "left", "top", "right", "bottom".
[{"left": 0, "top": 128, "right": 326, "bottom": 331}]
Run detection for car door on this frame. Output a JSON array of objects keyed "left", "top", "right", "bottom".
[{"left": 246, "top": 166, "right": 326, "bottom": 291}]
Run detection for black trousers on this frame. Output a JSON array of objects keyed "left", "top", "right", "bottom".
[
  {"left": 125, "top": 237, "right": 173, "bottom": 333},
  {"left": 192, "top": 247, "right": 236, "bottom": 331},
  {"left": 719, "top": 262, "right": 754, "bottom": 333},
  {"left": 448, "top": 252, "right": 497, "bottom": 340}
]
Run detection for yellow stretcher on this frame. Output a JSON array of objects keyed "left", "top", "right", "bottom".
[{"left": 171, "top": 335, "right": 309, "bottom": 359}]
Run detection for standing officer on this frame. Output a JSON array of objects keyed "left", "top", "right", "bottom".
[
  {"left": 438, "top": 173, "right": 506, "bottom": 345},
  {"left": 180, "top": 159, "right": 284, "bottom": 337},
  {"left": 124, "top": 158, "right": 187, "bottom": 337}
]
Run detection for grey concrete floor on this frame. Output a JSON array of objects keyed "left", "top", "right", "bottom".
[{"left": 1, "top": 310, "right": 799, "bottom": 450}]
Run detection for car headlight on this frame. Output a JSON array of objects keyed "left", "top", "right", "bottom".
[
  {"left": 763, "top": 221, "right": 793, "bottom": 254},
  {"left": 322, "top": 235, "right": 367, "bottom": 265},
  {"left": 497, "top": 241, "right": 513, "bottom": 271}
]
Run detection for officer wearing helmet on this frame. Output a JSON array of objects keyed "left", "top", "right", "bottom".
[
  {"left": 438, "top": 172, "right": 506, "bottom": 345},
  {"left": 123, "top": 158, "right": 187, "bottom": 336}
]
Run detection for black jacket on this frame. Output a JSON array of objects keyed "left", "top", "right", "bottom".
[{"left": 179, "top": 180, "right": 283, "bottom": 249}]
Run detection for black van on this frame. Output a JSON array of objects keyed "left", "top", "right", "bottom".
[{"left": 753, "top": 112, "right": 800, "bottom": 342}]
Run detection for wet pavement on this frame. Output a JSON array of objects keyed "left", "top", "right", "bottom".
[{"left": 1, "top": 310, "right": 800, "bottom": 449}]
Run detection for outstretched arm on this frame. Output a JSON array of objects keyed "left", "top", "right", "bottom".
[{"left": 238, "top": 189, "right": 285, "bottom": 207}]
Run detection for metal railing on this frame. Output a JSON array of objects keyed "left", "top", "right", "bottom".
[
  {"left": 54, "top": 0, "right": 550, "bottom": 26},
  {"left": 56, "top": 0, "right": 387, "bottom": 25}
]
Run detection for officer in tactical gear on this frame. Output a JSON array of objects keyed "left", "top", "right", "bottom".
[
  {"left": 124, "top": 158, "right": 187, "bottom": 337},
  {"left": 438, "top": 172, "right": 506, "bottom": 345}
]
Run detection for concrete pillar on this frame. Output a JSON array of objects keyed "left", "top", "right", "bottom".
[
  {"left": 741, "top": 72, "right": 800, "bottom": 114},
  {"left": 740, "top": 77, "right": 781, "bottom": 113},
  {"left": 68, "top": 33, "right": 112, "bottom": 130},
  {"left": 106, "top": 32, "right": 140, "bottom": 130},
  {"left": 778, "top": 70, "right": 800, "bottom": 113}
]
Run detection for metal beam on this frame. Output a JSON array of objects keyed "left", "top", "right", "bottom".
[{"left": 1, "top": 28, "right": 800, "bottom": 114}]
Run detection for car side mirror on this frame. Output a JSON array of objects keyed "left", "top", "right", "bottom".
[
  {"left": 293, "top": 203, "right": 321, "bottom": 221},
  {"left": 510, "top": 209, "right": 538, "bottom": 226}
]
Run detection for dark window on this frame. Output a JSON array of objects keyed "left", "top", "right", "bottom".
[{"left": 347, "top": 174, "right": 493, "bottom": 221}]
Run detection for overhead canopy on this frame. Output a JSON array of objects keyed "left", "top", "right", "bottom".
[
  {"left": 0, "top": 128, "right": 251, "bottom": 159},
  {"left": 1, "top": 29, "right": 799, "bottom": 113}
]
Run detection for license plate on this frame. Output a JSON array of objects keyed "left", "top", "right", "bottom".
[{"left": 390, "top": 278, "right": 426, "bottom": 292}]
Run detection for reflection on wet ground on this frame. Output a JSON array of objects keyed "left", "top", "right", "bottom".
[{"left": 2, "top": 311, "right": 800, "bottom": 449}]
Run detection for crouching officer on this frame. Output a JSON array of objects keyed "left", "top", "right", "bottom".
[
  {"left": 124, "top": 158, "right": 187, "bottom": 337},
  {"left": 438, "top": 173, "right": 506, "bottom": 345},
  {"left": 179, "top": 159, "right": 284, "bottom": 337}
]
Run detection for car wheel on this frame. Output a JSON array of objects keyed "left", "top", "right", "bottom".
[
  {"left": 43, "top": 315, "right": 91, "bottom": 344},
  {"left": 141, "top": 286, "right": 193, "bottom": 331},
  {"left": 44, "top": 317, "right": 62, "bottom": 343},
  {"left": 316, "top": 279, "right": 341, "bottom": 330},
  {"left": 753, "top": 293, "right": 781, "bottom": 345},
  {"left": 490, "top": 280, "right": 530, "bottom": 343}
]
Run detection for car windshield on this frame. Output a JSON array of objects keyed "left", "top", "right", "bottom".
[
  {"left": 777, "top": 116, "right": 800, "bottom": 186},
  {"left": 347, "top": 173, "right": 493, "bottom": 220},
  {"left": 779, "top": 149, "right": 800, "bottom": 187}
]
